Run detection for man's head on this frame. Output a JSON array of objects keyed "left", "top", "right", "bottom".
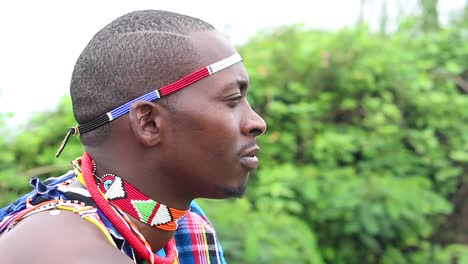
[
  {"left": 71, "top": 10, "right": 214, "bottom": 146},
  {"left": 70, "top": 10, "right": 267, "bottom": 200}
]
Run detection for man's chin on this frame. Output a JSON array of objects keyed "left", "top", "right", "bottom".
[{"left": 215, "top": 181, "right": 248, "bottom": 199}]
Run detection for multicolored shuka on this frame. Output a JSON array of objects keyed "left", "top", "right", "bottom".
[{"left": 0, "top": 170, "right": 227, "bottom": 264}]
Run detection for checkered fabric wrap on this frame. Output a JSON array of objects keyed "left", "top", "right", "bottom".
[{"left": 174, "top": 203, "right": 227, "bottom": 264}]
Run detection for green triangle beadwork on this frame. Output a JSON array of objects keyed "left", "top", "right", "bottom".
[{"left": 132, "top": 200, "right": 157, "bottom": 223}]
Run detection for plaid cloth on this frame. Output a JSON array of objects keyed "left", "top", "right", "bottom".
[
  {"left": 0, "top": 171, "right": 227, "bottom": 264},
  {"left": 175, "top": 202, "right": 227, "bottom": 264}
]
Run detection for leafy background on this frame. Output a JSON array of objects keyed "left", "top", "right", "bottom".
[{"left": 1, "top": 1, "right": 468, "bottom": 263}]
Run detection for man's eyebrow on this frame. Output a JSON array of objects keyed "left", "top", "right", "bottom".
[
  {"left": 221, "top": 79, "right": 248, "bottom": 93},
  {"left": 238, "top": 79, "right": 248, "bottom": 92}
]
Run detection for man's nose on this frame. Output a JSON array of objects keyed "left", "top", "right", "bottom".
[{"left": 242, "top": 106, "right": 267, "bottom": 137}]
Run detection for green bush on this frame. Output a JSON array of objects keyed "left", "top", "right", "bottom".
[
  {"left": 223, "top": 23, "right": 467, "bottom": 263},
  {"left": 1, "top": 19, "right": 467, "bottom": 264}
]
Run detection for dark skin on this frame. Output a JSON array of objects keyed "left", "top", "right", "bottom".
[{"left": 0, "top": 30, "right": 266, "bottom": 263}]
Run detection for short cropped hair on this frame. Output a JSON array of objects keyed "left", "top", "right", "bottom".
[{"left": 70, "top": 10, "right": 215, "bottom": 146}]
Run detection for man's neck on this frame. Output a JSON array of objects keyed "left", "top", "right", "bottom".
[
  {"left": 129, "top": 214, "right": 176, "bottom": 252},
  {"left": 83, "top": 150, "right": 191, "bottom": 253},
  {"left": 88, "top": 145, "right": 193, "bottom": 210}
]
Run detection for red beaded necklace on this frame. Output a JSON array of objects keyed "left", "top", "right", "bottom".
[
  {"left": 93, "top": 166, "right": 187, "bottom": 231},
  {"left": 80, "top": 152, "right": 177, "bottom": 264}
]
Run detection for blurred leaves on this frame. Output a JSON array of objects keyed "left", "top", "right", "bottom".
[
  {"left": 0, "top": 97, "right": 83, "bottom": 203},
  {"left": 1, "top": 6, "right": 468, "bottom": 264},
  {"left": 236, "top": 15, "right": 466, "bottom": 263}
]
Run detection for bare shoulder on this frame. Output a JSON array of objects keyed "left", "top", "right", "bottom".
[{"left": 0, "top": 209, "right": 134, "bottom": 264}]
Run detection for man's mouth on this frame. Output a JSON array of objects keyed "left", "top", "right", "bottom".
[
  {"left": 239, "top": 145, "right": 260, "bottom": 170},
  {"left": 240, "top": 155, "right": 259, "bottom": 170}
]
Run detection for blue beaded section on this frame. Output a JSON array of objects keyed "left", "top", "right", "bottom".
[{"left": 109, "top": 91, "right": 160, "bottom": 120}]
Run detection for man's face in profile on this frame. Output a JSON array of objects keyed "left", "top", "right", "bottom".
[{"left": 159, "top": 30, "right": 267, "bottom": 199}]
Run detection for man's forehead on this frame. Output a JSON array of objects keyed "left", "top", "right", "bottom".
[
  {"left": 216, "top": 63, "right": 249, "bottom": 86},
  {"left": 188, "top": 30, "right": 237, "bottom": 66},
  {"left": 195, "top": 63, "right": 249, "bottom": 98},
  {"left": 185, "top": 31, "right": 248, "bottom": 91}
]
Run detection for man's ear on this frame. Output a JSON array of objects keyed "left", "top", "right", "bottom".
[{"left": 128, "top": 100, "right": 164, "bottom": 147}]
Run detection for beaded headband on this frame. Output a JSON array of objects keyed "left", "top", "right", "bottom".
[{"left": 56, "top": 53, "right": 243, "bottom": 157}]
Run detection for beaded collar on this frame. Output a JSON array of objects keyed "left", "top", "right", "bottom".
[
  {"left": 78, "top": 152, "right": 180, "bottom": 264},
  {"left": 92, "top": 164, "right": 187, "bottom": 231}
]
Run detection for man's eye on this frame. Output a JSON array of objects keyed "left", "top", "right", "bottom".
[
  {"left": 231, "top": 96, "right": 242, "bottom": 103},
  {"left": 225, "top": 95, "right": 243, "bottom": 107}
]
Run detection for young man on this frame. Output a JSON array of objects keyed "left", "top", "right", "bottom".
[{"left": 0, "top": 10, "right": 266, "bottom": 263}]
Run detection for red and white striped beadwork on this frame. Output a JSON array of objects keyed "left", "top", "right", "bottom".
[{"left": 97, "top": 174, "right": 187, "bottom": 231}]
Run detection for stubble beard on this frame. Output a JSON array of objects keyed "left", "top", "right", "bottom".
[{"left": 218, "top": 178, "right": 249, "bottom": 198}]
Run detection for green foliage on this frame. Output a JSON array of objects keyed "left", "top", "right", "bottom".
[
  {"left": 232, "top": 22, "right": 466, "bottom": 263},
  {"left": 197, "top": 199, "right": 323, "bottom": 264},
  {"left": 0, "top": 112, "right": 23, "bottom": 203},
  {"left": 1, "top": 12, "right": 468, "bottom": 264},
  {"left": 0, "top": 97, "right": 83, "bottom": 206},
  {"left": 11, "top": 97, "right": 83, "bottom": 170}
]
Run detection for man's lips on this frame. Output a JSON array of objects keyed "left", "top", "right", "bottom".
[
  {"left": 240, "top": 156, "right": 259, "bottom": 170},
  {"left": 239, "top": 145, "right": 260, "bottom": 170}
]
